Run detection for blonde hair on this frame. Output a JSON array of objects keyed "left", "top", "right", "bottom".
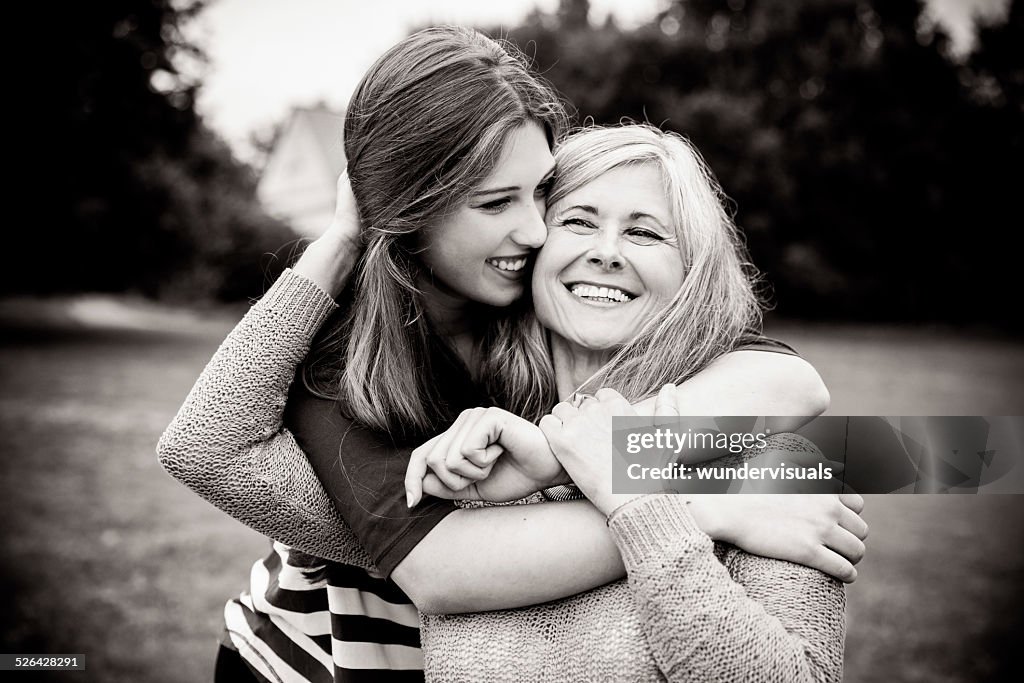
[
  {"left": 548, "top": 124, "right": 762, "bottom": 400},
  {"left": 304, "top": 27, "right": 566, "bottom": 437}
]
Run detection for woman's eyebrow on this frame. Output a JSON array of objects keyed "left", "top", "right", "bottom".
[
  {"left": 630, "top": 211, "right": 668, "bottom": 229},
  {"left": 563, "top": 204, "right": 599, "bottom": 215},
  {"left": 472, "top": 166, "right": 557, "bottom": 196},
  {"left": 471, "top": 185, "right": 520, "bottom": 196}
]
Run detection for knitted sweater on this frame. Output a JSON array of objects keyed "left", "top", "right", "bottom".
[{"left": 157, "top": 269, "right": 846, "bottom": 682}]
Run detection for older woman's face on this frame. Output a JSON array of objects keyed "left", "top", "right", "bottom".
[{"left": 532, "top": 163, "right": 685, "bottom": 350}]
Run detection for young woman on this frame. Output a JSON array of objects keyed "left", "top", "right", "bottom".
[{"left": 159, "top": 28, "right": 855, "bottom": 683}]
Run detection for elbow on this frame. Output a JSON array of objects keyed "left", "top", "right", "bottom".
[
  {"left": 804, "top": 371, "right": 830, "bottom": 417},
  {"left": 408, "top": 589, "right": 446, "bottom": 616},
  {"left": 391, "top": 559, "right": 462, "bottom": 616},
  {"left": 155, "top": 425, "right": 181, "bottom": 473},
  {"left": 765, "top": 359, "right": 830, "bottom": 433},
  {"left": 155, "top": 418, "right": 212, "bottom": 484},
  {"left": 786, "top": 357, "right": 830, "bottom": 417},
  {"left": 392, "top": 574, "right": 445, "bottom": 615}
]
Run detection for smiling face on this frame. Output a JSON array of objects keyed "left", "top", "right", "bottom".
[
  {"left": 532, "top": 163, "right": 686, "bottom": 351},
  {"left": 419, "top": 122, "right": 556, "bottom": 309}
]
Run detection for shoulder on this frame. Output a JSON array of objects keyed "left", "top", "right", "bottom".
[{"left": 734, "top": 330, "right": 800, "bottom": 357}]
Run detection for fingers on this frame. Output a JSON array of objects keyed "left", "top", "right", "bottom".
[
  {"left": 418, "top": 409, "right": 480, "bottom": 496},
  {"left": 538, "top": 414, "right": 562, "bottom": 450},
  {"left": 809, "top": 545, "right": 858, "bottom": 584},
  {"left": 405, "top": 441, "right": 433, "bottom": 508},
  {"left": 824, "top": 524, "right": 867, "bottom": 568},
  {"left": 654, "top": 383, "right": 679, "bottom": 419},
  {"left": 406, "top": 407, "right": 513, "bottom": 508},
  {"left": 421, "top": 474, "right": 481, "bottom": 502},
  {"left": 465, "top": 443, "right": 504, "bottom": 469},
  {"left": 838, "top": 503, "right": 869, "bottom": 540},
  {"left": 839, "top": 492, "right": 865, "bottom": 514},
  {"left": 445, "top": 455, "right": 492, "bottom": 481},
  {"left": 594, "top": 387, "right": 625, "bottom": 402},
  {"left": 455, "top": 407, "right": 505, "bottom": 468},
  {"left": 594, "top": 387, "right": 633, "bottom": 413},
  {"left": 550, "top": 401, "right": 577, "bottom": 422}
]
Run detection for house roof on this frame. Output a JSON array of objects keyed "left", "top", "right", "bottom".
[{"left": 290, "top": 106, "right": 346, "bottom": 178}]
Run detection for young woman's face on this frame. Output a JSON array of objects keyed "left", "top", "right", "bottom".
[
  {"left": 419, "top": 122, "right": 556, "bottom": 308},
  {"left": 532, "top": 163, "right": 686, "bottom": 350}
]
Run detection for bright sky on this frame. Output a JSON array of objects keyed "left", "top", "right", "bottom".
[{"left": 184, "top": 0, "right": 1009, "bottom": 163}]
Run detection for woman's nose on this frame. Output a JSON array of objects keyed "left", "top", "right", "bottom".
[
  {"left": 587, "top": 236, "right": 624, "bottom": 271},
  {"left": 511, "top": 201, "right": 548, "bottom": 249}
]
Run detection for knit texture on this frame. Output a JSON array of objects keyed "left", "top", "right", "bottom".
[
  {"left": 157, "top": 269, "right": 374, "bottom": 570},
  {"left": 158, "top": 269, "right": 846, "bottom": 682},
  {"left": 423, "top": 474, "right": 845, "bottom": 683}
]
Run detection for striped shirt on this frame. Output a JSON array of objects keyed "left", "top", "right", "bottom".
[{"left": 223, "top": 542, "right": 424, "bottom": 683}]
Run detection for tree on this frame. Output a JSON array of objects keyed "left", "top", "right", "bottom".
[
  {"left": 487, "top": 0, "right": 1018, "bottom": 327},
  {"left": 12, "top": 0, "right": 296, "bottom": 300}
]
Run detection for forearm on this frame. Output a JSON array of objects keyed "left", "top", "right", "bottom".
[
  {"left": 629, "top": 351, "right": 830, "bottom": 463},
  {"left": 392, "top": 499, "right": 625, "bottom": 614},
  {"left": 609, "top": 496, "right": 845, "bottom": 683},
  {"left": 156, "top": 269, "right": 371, "bottom": 566},
  {"left": 672, "top": 350, "right": 829, "bottom": 423},
  {"left": 157, "top": 268, "right": 334, "bottom": 478}
]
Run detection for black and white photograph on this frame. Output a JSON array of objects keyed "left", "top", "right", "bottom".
[{"left": 1, "top": 0, "right": 1022, "bottom": 681}]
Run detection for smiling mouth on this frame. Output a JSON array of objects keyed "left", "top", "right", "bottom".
[
  {"left": 486, "top": 256, "right": 528, "bottom": 272},
  {"left": 565, "top": 282, "right": 637, "bottom": 304}
]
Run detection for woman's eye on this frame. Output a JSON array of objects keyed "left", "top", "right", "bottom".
[
  {"left": 477, "top": 197, "right": 512, "bottom": 213},
  {"left": 560, "top": 217, "right": 598, "bottom": 234},
  {"left": 626, "top": 228, "right": 666, "bottom": 245},
  {"left": 534, "top": 177, "right": 555, "bottom": 198}
]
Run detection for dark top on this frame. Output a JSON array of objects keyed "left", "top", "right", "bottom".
[
  {"left": 285, "top": 341, "right": 484, "bottom": 577},
  {"left": 286, "top": 333, "right": 799, "bottom": 577}
]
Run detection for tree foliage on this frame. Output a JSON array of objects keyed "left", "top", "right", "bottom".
[
  {"left": 488, "top": 0, "right": 1022, "bottom": 326},
  {"left": 18, "top": 0, "right": 296, "bottom": 301}
]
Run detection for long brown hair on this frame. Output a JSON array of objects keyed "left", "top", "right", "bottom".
[{"left": 304, "top": 27, "right": 566, "bottom": 438}]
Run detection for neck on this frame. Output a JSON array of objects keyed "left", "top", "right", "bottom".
[
  {"left": 549, "top": 333, "right": 616, "bottom": 400},
  {"left": 417, "top": 273, "right": 477, "bottom": 365}
]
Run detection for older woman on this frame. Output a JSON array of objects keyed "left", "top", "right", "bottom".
[{"left": 403, "top": 125, "right": 854, "bottom": 681}]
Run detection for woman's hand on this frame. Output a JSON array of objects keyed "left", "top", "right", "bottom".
[
  {"left": 539, "top": 387, "right": 657, "bottom": 516},
  {"left": 540, "top": 387, "right": 869, "bottom": 582},
  {"left": 404, "top": 407, "right": 569, "bottom": 507},
  {"left": 292, "top": 171, "right": 363, "bottom": 297},
  {"left": 691, "top": 493, "right": 868, "bottom": 583}
]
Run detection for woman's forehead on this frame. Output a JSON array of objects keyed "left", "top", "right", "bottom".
[
  {"left": 549, "top": 164, "right": 671, "bottom": 218},
  {"left": 479, "top": 122, "right": 555, "bottom": 189}
]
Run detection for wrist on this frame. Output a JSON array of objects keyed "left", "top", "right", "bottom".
[
  {"left": 686, "top": 496, "right": 731, "bottom": 542},
  {"left": 593, "top": 492, "right": 644, "bottom": 518},
  {"left": 293, "top": 232, "right": 360, "bottom": 298}
]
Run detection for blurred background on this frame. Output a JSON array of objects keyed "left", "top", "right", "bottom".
[{"left": 1, "top": 0, "right": 1022, "bottom": 681}]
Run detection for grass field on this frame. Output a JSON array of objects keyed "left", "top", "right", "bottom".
[{"left": 1, "top": 297, "right": 1022, "bottom": 682}]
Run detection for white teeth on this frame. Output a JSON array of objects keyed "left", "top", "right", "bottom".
[
  {"left": 489, "top": 257, "right": 527, "bottom": 272},
  {"left": 569, "top": 284, "right": 633, "bottom": 303}
]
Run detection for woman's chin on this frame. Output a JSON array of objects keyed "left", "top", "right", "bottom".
[
  {"left": 472, "top": 282, "right": 527, "bottom": 308},
  {"left": 565, "top": 331, "right": 628, "bottom": 353}
]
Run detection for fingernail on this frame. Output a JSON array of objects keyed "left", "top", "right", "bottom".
[{"left": 406, "top": 492, "right": 414, "bottom": 508}]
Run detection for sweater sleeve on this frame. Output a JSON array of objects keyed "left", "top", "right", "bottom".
[
  {"left": 608, "top": 495, "right": 846, "bottom": 683},
  {"left": 156, "top": 268, "right": 374, "bottom": 569}
]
